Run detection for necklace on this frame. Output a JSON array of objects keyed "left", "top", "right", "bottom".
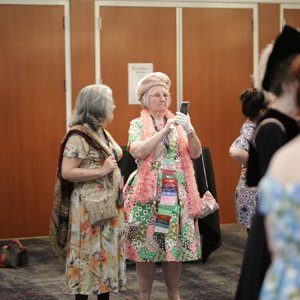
[{"left": 150, "top": 115, "right": 169, "bottom": 150}]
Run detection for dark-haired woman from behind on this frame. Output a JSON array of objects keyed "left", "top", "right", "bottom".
[{"left": 229, "top": 88, "right": 267, "bottom": 232}]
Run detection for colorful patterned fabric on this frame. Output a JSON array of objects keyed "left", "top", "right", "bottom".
[
  {"left": 130, "top": 109, "right": 202, "bottom": 217},
  {"left": 124, "top": 118, "right": 201, "bottom": 262},
  {"left": 63, "top": 133, "right": 126, "bottom": 295},
  {"left": 258, "top": 175, "right": 300, "bottom": 300},
  {"left": 231, "top": 120, "right": 258, "bottom": 228}
]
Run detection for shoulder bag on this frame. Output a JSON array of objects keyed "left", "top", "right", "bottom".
[{"left": 199, "top": 155, "right": 219, "bottom": 219}]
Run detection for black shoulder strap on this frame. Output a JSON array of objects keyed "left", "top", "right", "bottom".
[
  {"left": 57, "top": 125, "right": 109, "bottom": 179},
  {"left": 50, "top": 126, "right": 110, "bottom": 261},
  {"left": 252, "top": 118, "right": 285, "bottom": 148},
  {"left": 57, "top": 125, "right": 110, "bottom": 201}
]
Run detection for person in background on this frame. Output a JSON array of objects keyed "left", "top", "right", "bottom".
[
  {"left": 229, "top": 88, "right": 267, "bottom": 232},
  {"left": 235, "top": 25, "right": 300, "bottom": 300},
  {"left": 258, "top": 55, "right": 300, "bottom": 299},
  {"left": 59, "top": 84, "right": 126, "bottom": 300},
  {"left": 124, "top": 72, "right": 202, "bottom": 300}
]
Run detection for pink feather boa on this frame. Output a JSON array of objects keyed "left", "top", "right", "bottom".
[{"left": 131, "top": 108, "right": 202, "bottom": 218}]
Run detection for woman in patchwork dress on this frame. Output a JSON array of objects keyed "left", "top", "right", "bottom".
[
  {"left": 61, "top": 84, "right": 126, "bottom": 300},
  {"left": 229, "top": 88, "right": 267, "bottom": 231},
  {"left": 124, "top": 72, "right": 203, "bottom": 300}
]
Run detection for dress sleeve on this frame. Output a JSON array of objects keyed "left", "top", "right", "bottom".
[
  {"left": 255, "top": 123, "right": 286, "bottom": 176},
  {"left": 63, "top": 134, "right": 89, "bottom": 159},
  {"left": 128, "top": 118, "right": 143, "bottom": 146},
  {"left": 231, "top": 122, "right": 254, "bottom": 152}
]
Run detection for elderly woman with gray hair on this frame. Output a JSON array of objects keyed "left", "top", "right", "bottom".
[
  {"left": 124, "top": 72, "right": 202, "bottom": 300},
  {"left": 53, "top": 84, "right": 126, "bottom": 300}
]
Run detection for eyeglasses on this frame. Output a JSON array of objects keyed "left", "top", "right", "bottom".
[{"left": 149, "top": 92, "right": 170, "bottom": 100}]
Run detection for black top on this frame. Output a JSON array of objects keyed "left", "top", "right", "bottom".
[
  {"left": 235, "top": 108, "right": 300, "bottom": 300},
  {"left": 246, "top": 108, "right": 300, "bottom": 186}
]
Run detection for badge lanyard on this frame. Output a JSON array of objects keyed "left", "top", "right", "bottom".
[
  {"left": 101, "top": 128, "right": 118, "bottom": 162},
  {"left": 154, "top": 163, "right": 177, "bottom": 234},
  {"left": 149, "top": 116, "right": 178, "bottom": 233},
  {"left": 101, "top": 128, "right": 124, "bottom": 207},
  {"left": 150, "top": 115, "right": 170, "bottom": 150}
]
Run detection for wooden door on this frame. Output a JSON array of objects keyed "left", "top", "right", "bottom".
[
  {"left": 182, "top": 8, "right": 254, "bottom": 223},
  {"left": 99, "top": 6, "right": 177, "bottom": 146},
  {"left": 259, "top": 4, "right": 280, "bottom": 51},
  {"left": 284, "top": 8, "right": 300, "bottom": 29},
  {"left": 0, "top": 4, "right": 66, "bottom": 238}
]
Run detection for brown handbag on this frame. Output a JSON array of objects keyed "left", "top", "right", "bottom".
[{"left": 83, "top": 190, "right": 117, "bottom": 225}]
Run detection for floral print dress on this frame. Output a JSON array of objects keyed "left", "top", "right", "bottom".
[
  {"left": 258, "top": 175, "right": 300, "bottom": 300},
  {"left": 124, "top": 118, "right": 201, "bottom": 262},
  {"left": 231, "top": 120, "right": 258, "bottom": 228},
  {"left": 63, "top": 132, "right": 126, "bottom": 296}
]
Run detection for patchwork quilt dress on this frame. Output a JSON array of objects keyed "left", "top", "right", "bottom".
[{"left": 124, "top": 118, "right": 202, "bottom": 262}]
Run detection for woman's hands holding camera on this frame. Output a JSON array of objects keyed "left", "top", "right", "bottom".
[{"left": 175, "top": 112, "right": 194, "bottom": 134}]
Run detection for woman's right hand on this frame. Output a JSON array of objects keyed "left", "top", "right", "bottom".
[
  {"left": 61, "top": 154, "right": 117, "bottom": 182},
  {"left": 129, "top": 118, "right": 176, "bottom": 160},
  {"left": 164, "top": 118, "right": 176, "bottom": 134},
  {"left": 103, "top": 155, "right": 117, "bottom": 174}
]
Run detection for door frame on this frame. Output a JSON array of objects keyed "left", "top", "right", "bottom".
[
  {"left": 0, "top": 0, "right": 72, "bottom": 128},
  {"left": 95, "top": 1, "right": 258, "bottom": 110}
]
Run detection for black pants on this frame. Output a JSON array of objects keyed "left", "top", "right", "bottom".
[{"left": 234, "top": 212, "right": 271, "bottom": 300}]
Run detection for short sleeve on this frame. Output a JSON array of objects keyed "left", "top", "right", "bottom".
[
  {"left": 63, "top": 134, "right": 89, "bottom": 159},
  {"left": 128, "top": 118, "right": 143, "bottom": 145},
  {"left": 231, "top": 121, "right": 255, "bottom": 152}
]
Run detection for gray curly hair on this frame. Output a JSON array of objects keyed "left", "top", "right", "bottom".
[{"left": 69, "top": 84, "right": 114, "bottom": 129}]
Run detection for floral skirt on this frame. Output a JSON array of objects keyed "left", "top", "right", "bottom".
[{"left": 64, "top": 189, "right": 126, "bottom": 295}]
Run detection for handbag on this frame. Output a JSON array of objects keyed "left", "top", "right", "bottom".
[
  {"left": 0, "top": 239, "right": 28, "bottom": 268},
  {"left": 199, "top": 155, "right": 219, "bottom": 219},
  {"left": 84, "top": 190, "right": 118, "bottom": 225}
]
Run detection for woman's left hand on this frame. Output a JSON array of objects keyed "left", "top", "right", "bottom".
[{"left": 175, "top": 112, "right": 194, "bottom": 134}]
